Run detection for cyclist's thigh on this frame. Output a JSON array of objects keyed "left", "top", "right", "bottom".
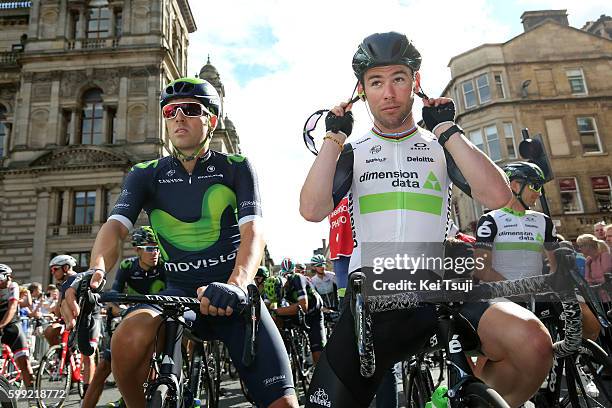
[
  {"left": 307, "top": 302, "right": 437, "bottom": 406},
  {"left": 459, "top": 301, "right": 493, "bottom": 330},
  {"left": 202, "top": 302, "right": 294, "bottom": 407},
  {"left": 88, "top": 317, "right": 102, "bottom": 350},
  {"left": 305, "top": 309, "right": 326, "bottom": 352},
  {"left": 3, "top": 323, "right": 29, "bottom": 358}
]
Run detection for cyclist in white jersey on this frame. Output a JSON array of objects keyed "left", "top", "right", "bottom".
[
  {"left": 310, "top": 255, "right": 339, "bottom": 310},
  {"left": 300, "top": 32, "right": 552, "bottom": 408},
  {"left": 475, "top": 162, "right": 601, "bottom": 341}
]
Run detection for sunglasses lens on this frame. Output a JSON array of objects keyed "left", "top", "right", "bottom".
[
  {"left": 138, "top": 246, "right": 159, "bottom": 253},
  {"left": 302, "top": 110, "right": 329, "bottom": 156},
  {"left": 162, "top": 103, "right": 206, "bottom": 119},
  {"left": 530, "top": 184, "right": 542, "bottom": 192}
]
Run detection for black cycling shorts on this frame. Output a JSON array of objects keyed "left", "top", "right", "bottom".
[
  {"left": 306, "top": 309, "right": 326, "bottom": 353},
  {"left": 126, "top": 288, "right": 295, "bottom": 407},
  {"left": 1, "top": 322, "right": 28, "bottom": 358},
  {"left": 305, "top": 285, "right": 492, "bottom": 407}
]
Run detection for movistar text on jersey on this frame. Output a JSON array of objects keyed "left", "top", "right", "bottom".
[
  {"left": 372, "top": 254, "right": 485, "bottom": 275},
  {"left": 164, "top": 252, "right": 237, "bottom": 272}
]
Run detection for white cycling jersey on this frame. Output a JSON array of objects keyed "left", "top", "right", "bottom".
[
  {"left": 332, "top": 127, "right": 452, "bottom": 273},
  {"left": 475, "top": 207, "right": 557, "bottom": 280},
  {"left": 311, "top": 271, "right": 337, "bottom": 295}
]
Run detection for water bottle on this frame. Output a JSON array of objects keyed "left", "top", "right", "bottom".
[{"left": 425, "top": 385, "right": 448, "bottom": 408}]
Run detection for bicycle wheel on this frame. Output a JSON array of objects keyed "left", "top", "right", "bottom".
[
  {"left": 146, "top": 384, "right": 173, "bottom": 408},
  {"left": 403, "top": 359, "right": 434, "bottom": 408},
  {"left": 0, "top": 375, "right": 17, "bottom": 408},
  {"left": 571, "top": 339, "right": 612, "bottom": 407},
  {"left": 290, "top": 330, "right": 313, "bottom": 403},
  {"left": 460, "top": 382, "right": 510, "bottom": 408},
  {"left": 35, "top": 345, "right": 71, "bottom": 408},
  {"left": 1, "top": 357, "right": 22, "bottom": 388}
]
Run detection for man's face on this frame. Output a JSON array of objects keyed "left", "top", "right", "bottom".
[
  {"left": 164, "top": 98, "right": 211, "bottom": 153},
  {"left": 605, "top": 227, "right": 612, "bottom": 246},
  {"left": 254, "top": 276, "right": 265, "bottom": 287},
  {"left": 594, "top": 224, "right": 606, "bottom": 240},
  {"left": 511, "top": 180, "right": 541, "bottom": 208},
  {"left": 0, "top": 275, "right": 9, "bottom": 289},
  {"left": 313, "top": 266, "right": 324, "bottom": 276},
  {"left": 137, "top": 245, "right": 160, "bottom": 268},
  {"left": 362, "top": 65, "right": 418, "bottom": 132},
  {"left": 50, "top": 265, "right": 66, "bottom": 282}
]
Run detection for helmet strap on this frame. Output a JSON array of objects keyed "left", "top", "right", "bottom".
[
  {"left": 171, "top": 117, "right": 215, "bottom": 162},
  {"left": 513, "top": 180, "right": 530, "bottom": 210}
]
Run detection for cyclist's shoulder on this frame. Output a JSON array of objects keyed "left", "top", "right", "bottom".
[
  {"left": 119, "top": 257, "right": 138, "bottom": 270},
  {"left": 209, "top": 150, "right": 251, "bottom": 167},
  {"left": 127, "top": 157, "right": 174, "bottom": 180},
  {"left": 525, "top": 209, "right": 548, "bottom": 221}
]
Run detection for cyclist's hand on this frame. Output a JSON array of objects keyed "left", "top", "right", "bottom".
[
  {"left": 326, "top": 103, "right": 354, "bottom": 140},
  {"left": 61, "top": 287, "right": 79, "bottom": 330},
  {"left": 421, "top": 97, "right": 455, "bottom": 134},
  {"left": 199, "top": 282, "right": 248, "bottom": 317}
]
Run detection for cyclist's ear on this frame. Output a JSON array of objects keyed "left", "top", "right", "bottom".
[
  {"left": 357, "top": 83, "right": 366, "bottom": 101},
  {"left": 208, "top": 115, "right": 218, "bottom": 131},
  {"left": 413, "top": 71, "right": 421, "bottom": 94}
]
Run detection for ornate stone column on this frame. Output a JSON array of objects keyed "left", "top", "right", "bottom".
[{"left": 31, "top": 188, "right": 50, "bottom": 284}]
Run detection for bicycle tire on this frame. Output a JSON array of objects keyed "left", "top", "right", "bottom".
[
  {"left": 205, "top": 341, "right": 221, "bottom": 407},
  {"left": 572, "top": 339, "right": 612, "bottom": 407},
  {"left": 0, "top": 375, "right": 17, "bottom": 408},
  {"left": 290, "top": 329, "right": 312, "bottom": 403},
  {"left": 146, "top": 384, "right": 172, "bottom": 408},
  {"left": 35, "top": 345, "right": 71, "bottom": 408},
  {"left": 403, "top": 360, "right": 435, "bottom": 408},
  {"left": 460, "top": 382, "right": 510, "bottom": 408}
]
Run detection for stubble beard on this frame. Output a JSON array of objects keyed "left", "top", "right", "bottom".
[{"left": 372, "top": 97, "right": 415, "bottom": 132}]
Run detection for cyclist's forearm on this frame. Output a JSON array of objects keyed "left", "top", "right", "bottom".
[
  {"left": 300, "top": 142, "right": 341, "bottom": 222},
  {"left": 89, "top": 220, "right": 129, "bottom": 273},
  {"left": 441, "top": 129, "right": 511, "bottom": 210},
  {"left": 228, "top": 220, "right": 264, "bottom": 289}
]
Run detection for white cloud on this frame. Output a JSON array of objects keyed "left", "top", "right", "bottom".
[{"left": 185, "top": 0, "right": 606, "bottom": 262}]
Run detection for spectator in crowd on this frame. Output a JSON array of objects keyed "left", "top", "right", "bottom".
[
  {"left": 559, "top": 241, "right": 586, "bottom": 278},
  {"left": 605, "top": 224, "right": 612, "bottom": 248},
  {"left": 594, "top": 221, "right": 607, "bottom": 241},
  {"left": 577, "top": 234, "right": 612, "bottom": 286}
]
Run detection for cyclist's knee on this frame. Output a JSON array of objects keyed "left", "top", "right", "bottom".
[
  {"left": 580, "top": 304, "right": 600, "bottom": 341},
  {"left": 112, "top": 311, "right": 159, "bottom": 362},
  {"left": 268, "top": 394, "right": 299, "bottom": 408},
  {"left": 516, "top": 318, "right": 553, "bottom": 364}
]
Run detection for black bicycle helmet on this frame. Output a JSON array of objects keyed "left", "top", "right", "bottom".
[
  {"left": 131, "top": 226, "right": 157, "bottom": 247},
  {"left": 352, "top": 32, "right": 422, "bottom": 81},
  {"left": 160, "top": 77, "right": 222, "bottom": 117},
  {"left": 256, "top": 266, "right": 270, "bottom": 279},
  {"left": 502, "top": 162, "right": 545, "bottom": 184}
]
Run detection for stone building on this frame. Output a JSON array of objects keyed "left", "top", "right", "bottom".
[
  {"left": 0, "top": 0, "right": 244, "bottom": 284},
  {"left": 443, "top": 10, "right": 612, "bottom": 240}
]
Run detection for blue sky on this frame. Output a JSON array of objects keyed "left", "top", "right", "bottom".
[{"left": 186, "top": 0, "right": 610, "bottom": 263}]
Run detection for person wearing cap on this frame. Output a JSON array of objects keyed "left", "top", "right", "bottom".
[
  {"left": 0, "top": 264, "right": 35, "bottom": 400},
  {"left": 300, "top": 32, "right": 551, "bottom": 408},
  {"left": 61, "top": 77, "right": 297, "bottom": 408}
]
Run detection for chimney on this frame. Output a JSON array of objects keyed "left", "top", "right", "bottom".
[{"left": 521, "top": 10, "right": 569, "bottom": 32}]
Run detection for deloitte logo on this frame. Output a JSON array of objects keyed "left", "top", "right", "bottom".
[{"left": 310, "top": 388, "right": 331, "bottom": 407}]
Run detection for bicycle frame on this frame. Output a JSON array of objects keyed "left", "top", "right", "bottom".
[
  {"left": 1, "top": 344, "right": 22, "bottom": 385},
  {"left": 57, "top": 327, "right": 82, "bottom": 383}
]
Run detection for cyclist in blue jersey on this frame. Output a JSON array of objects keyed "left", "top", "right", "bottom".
[
  {"left": 273, "top": 259, "right": 325, "bottom": 364},
  {"left": 300, "top": 32, "right": 551, "bottom": 408},
  {"left": 62, "top": 77, "right": 297, "bottom": 408},
  {"left": 82, "top": 226, "right": 166, "bottom": 408}
]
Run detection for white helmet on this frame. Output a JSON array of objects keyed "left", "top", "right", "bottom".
[
  {"left": 0, "top": 263, "right": 12, "bottom": 276},
  {"left": 49, "top": 255, "right": 77, "bottom": 268}
]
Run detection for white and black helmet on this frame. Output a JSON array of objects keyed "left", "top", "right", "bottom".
[
  {"left": 0, "top": 263, "right": 13, "bottom": 276},
  {"left": 49, "top": 255, "right": 77, "bottom": 268}
]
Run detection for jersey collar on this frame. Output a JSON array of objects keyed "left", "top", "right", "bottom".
[
  {"left": 501, "top": 207, "right": 526, "bottom": 217},
  {"left": 371, "top": 125, "right": 418, "bottom": 142}
]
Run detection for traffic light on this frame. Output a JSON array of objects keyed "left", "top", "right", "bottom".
[{"left": 518, "top": 131, "right": 554, "bottom": 182}]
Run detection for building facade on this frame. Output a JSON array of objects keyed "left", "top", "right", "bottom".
[
  {"left": 0, "top": 0, "right": 244, "bottom": 284},
  {"left": 443, "top": 10, "right": 612, "bottom": 240}
]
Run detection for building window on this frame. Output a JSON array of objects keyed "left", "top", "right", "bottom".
[
  {"left": 494, "top": 73, "right": 505, "bottom": 99},
  {"left": 103, "top": 189, "right": 113, "bottom": 220},
  {"left": 87, "top": 0, "right": 111, "bottom": 39},
  {"left": 462, "top": 80, "right": 476, "bottom": 109},
  {"left": 559, "top": 177, "right": 583, "bottom": 214},
  {"left": 503, "top": 123, "right": 517, "bottom": 159},
  {"left": 484, "top": 125, "right": 501, "bottom": 161},
  {"left": 69, "top": 252, "right": 90, "bottom": 272},
  {"left": 576, "top": 117, "right": 602, "bottom": 154},
  {"left": 566, "top": 68, "right": 587, "bottom": 95},
  {"left": 56, "top": 192, "right": 64, "bottom": 224},
  {"left": 81, "top": 89, "right": 104, "bottom": 145},
  {"left": 69, "top": 11, "right": 79, "bottom": 39},
  {"left": 73, "top": 191, "right": 96, "bottom": 225},
  {"left": 108, "top": 107, "right": 117, "bottom": 144},
  {"left": 0, "top": 104, "right": 7, "bottom": 157},
  {"left": 469, "top": 129, "right": 484, "bottom": 152},
  {"left": 591, "top": 176, "right": 611, "bottom": 212},
  {"left": 545, "top": 119, "right": 571, "bottom": 156},
  {"left": 476, "top": 74, "right": 491, "bottom": 103},
  {"left": 61, "top": 109, "right": 71, "bottom": 145},
  {"left": 114, "top": 9, "right": 122, "bottom": 37}
]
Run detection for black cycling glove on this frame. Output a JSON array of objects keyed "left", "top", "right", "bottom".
[
  {"left": 203, "top": 282, "right": 248, "bottom": 312},
  {"left": 325, "top": 111, "right": 354, "bottom": 137},
  {"left": 422, "top": 101, "right": 456, "bottom": 132}
]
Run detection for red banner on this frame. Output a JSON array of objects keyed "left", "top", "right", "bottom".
[
  {"left": 328, "top": 197, "right": 353, "bottom": 260},
  {"left": 559, "top": 178, "right": 577, "bottom": 192},
  {"left": 591, "top": 176, "right": 610, "bottom": 190}
]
